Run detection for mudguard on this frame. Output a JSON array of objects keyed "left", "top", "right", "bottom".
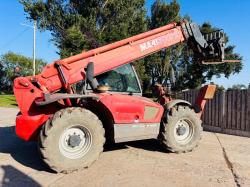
[{"left": 165, "top": 99, "right": 192, "bottom": 110}]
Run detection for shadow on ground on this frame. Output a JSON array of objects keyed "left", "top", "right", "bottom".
[
  {"left": 0, "top": 126, "right": 168, "bottom": 173},
  {"left": 1, "top": 165, "right": 41, "bottom": 187},
  {"left": 0, "top": 126, "right": 52, "bottom": 172},
  {"left": 104, "top": 139, "right": 168, "bottom": 153}
]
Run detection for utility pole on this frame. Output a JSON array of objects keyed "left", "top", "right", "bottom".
[
  {"left": 20, "top": 20, "right": 37, "bottom": 76},
  {"left": 33, "top": 20, "right": 36, "bottom": 76}
]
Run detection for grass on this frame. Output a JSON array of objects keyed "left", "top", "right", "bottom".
[{"left": 0, "top": 95, "right": 17, "bottom": 107}]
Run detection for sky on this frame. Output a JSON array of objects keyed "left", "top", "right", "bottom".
[{"left": 0, "top": 0, "right": 249, "bottom": 88}]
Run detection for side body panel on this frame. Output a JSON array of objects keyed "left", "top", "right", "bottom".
[
  {"left": 98, "top": 94, "right": 164, "bottom": 142},
  {"left": 99, "top": 94, "right": 164, "bottom": 124},
  {"left": 114, "top": 123, "right": 160, "bottom": 143}
]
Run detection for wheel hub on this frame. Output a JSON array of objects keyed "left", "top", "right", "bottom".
[
  {"left": 176, "top": 125, "right": 186, "bottom": 136},
  {"left": 68, "top": 134, "right": 82, "bottom": 148},
  {"left": 174, "top": 119, "right": 194, "bottom": 144},
  {"left": 59, "top": 126, "right": 92, "bottom": 159}
]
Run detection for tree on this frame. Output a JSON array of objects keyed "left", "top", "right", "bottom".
[
  {"left": 0, "top": 52, "right": 46, "bottom": 93},
  {"left": 20, "top": 0, "right": 147, "bottom": 57},
  {"left": 216, "top": 85, "right": 225, "bottom": 91},
  {"left": 0, "top": 62, "right": 8, "bottom": 93},
  {"left": 230, "top": 84, "right": 247, "bottom": 90},
  {"left": 144, "top": 0, "right": 182, "bottom": 90}
]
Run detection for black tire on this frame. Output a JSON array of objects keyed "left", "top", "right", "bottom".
[
  {"left": 159, "top": 105, "right": 202, "bottom": 153},
  {"left": 38, "top": 107, "right": 105, "bottom": 173}
]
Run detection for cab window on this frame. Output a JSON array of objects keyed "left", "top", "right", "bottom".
[{"left": 96, "top": 64, "right": 141, "bottom": 93}]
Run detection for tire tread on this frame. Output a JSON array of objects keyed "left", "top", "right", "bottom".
[{"left": 38, "top": 107, "right": 105, "bottom": 173}]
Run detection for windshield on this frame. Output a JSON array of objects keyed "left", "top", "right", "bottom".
[{"left": 95, "top": 64, "right": 141, "bottom": 93}]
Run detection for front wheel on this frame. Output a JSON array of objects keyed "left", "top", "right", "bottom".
[
  {"left": 38, "top": 107, "right": 105, "bottom": 173},
  {"left": 159, "top": 106, "right": 202, "bottom": 153}
]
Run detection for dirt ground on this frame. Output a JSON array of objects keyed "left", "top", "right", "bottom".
[{"left": 0, "top": 107, "right": 249, "bottom": 187}]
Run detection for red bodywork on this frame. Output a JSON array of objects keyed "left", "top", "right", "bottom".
[
  {"left": 99, "top": 94, "right": 163, "bottom": 124},
  {"left": 14, "top": 91, "right": 164, "bottom": 141},
  {"left": 13, "top": 21, "right": 214, "bottom": 141},
  {"left": 194, "top": 85, "right": 216, "bottom": 118}
]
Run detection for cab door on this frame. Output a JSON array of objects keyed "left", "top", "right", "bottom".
[{"left": 95, "top": 64, "right": 142, "bottom": 95}]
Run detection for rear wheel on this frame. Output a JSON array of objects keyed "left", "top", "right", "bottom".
[
  {"left": 159, "top": 106, "right": 202, "bottom": 153},
  {"left": 38, "top": 107, "right": 105, "bottom": 173}
]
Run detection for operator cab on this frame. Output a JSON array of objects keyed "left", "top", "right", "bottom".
[
  {"left": 95, "top": 64, "right": 142, "bottom": 94},
  {"left": 86, "top": 64, "right": 142, "bottom": 95}
]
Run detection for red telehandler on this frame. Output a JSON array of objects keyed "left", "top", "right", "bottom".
[{"left": 14, "top": 20, "right": 225, "bottom": 173}]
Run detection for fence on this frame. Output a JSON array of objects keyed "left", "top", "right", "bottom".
[{"left": 183, "top": 89, "right": 250, "bottom": 137}]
